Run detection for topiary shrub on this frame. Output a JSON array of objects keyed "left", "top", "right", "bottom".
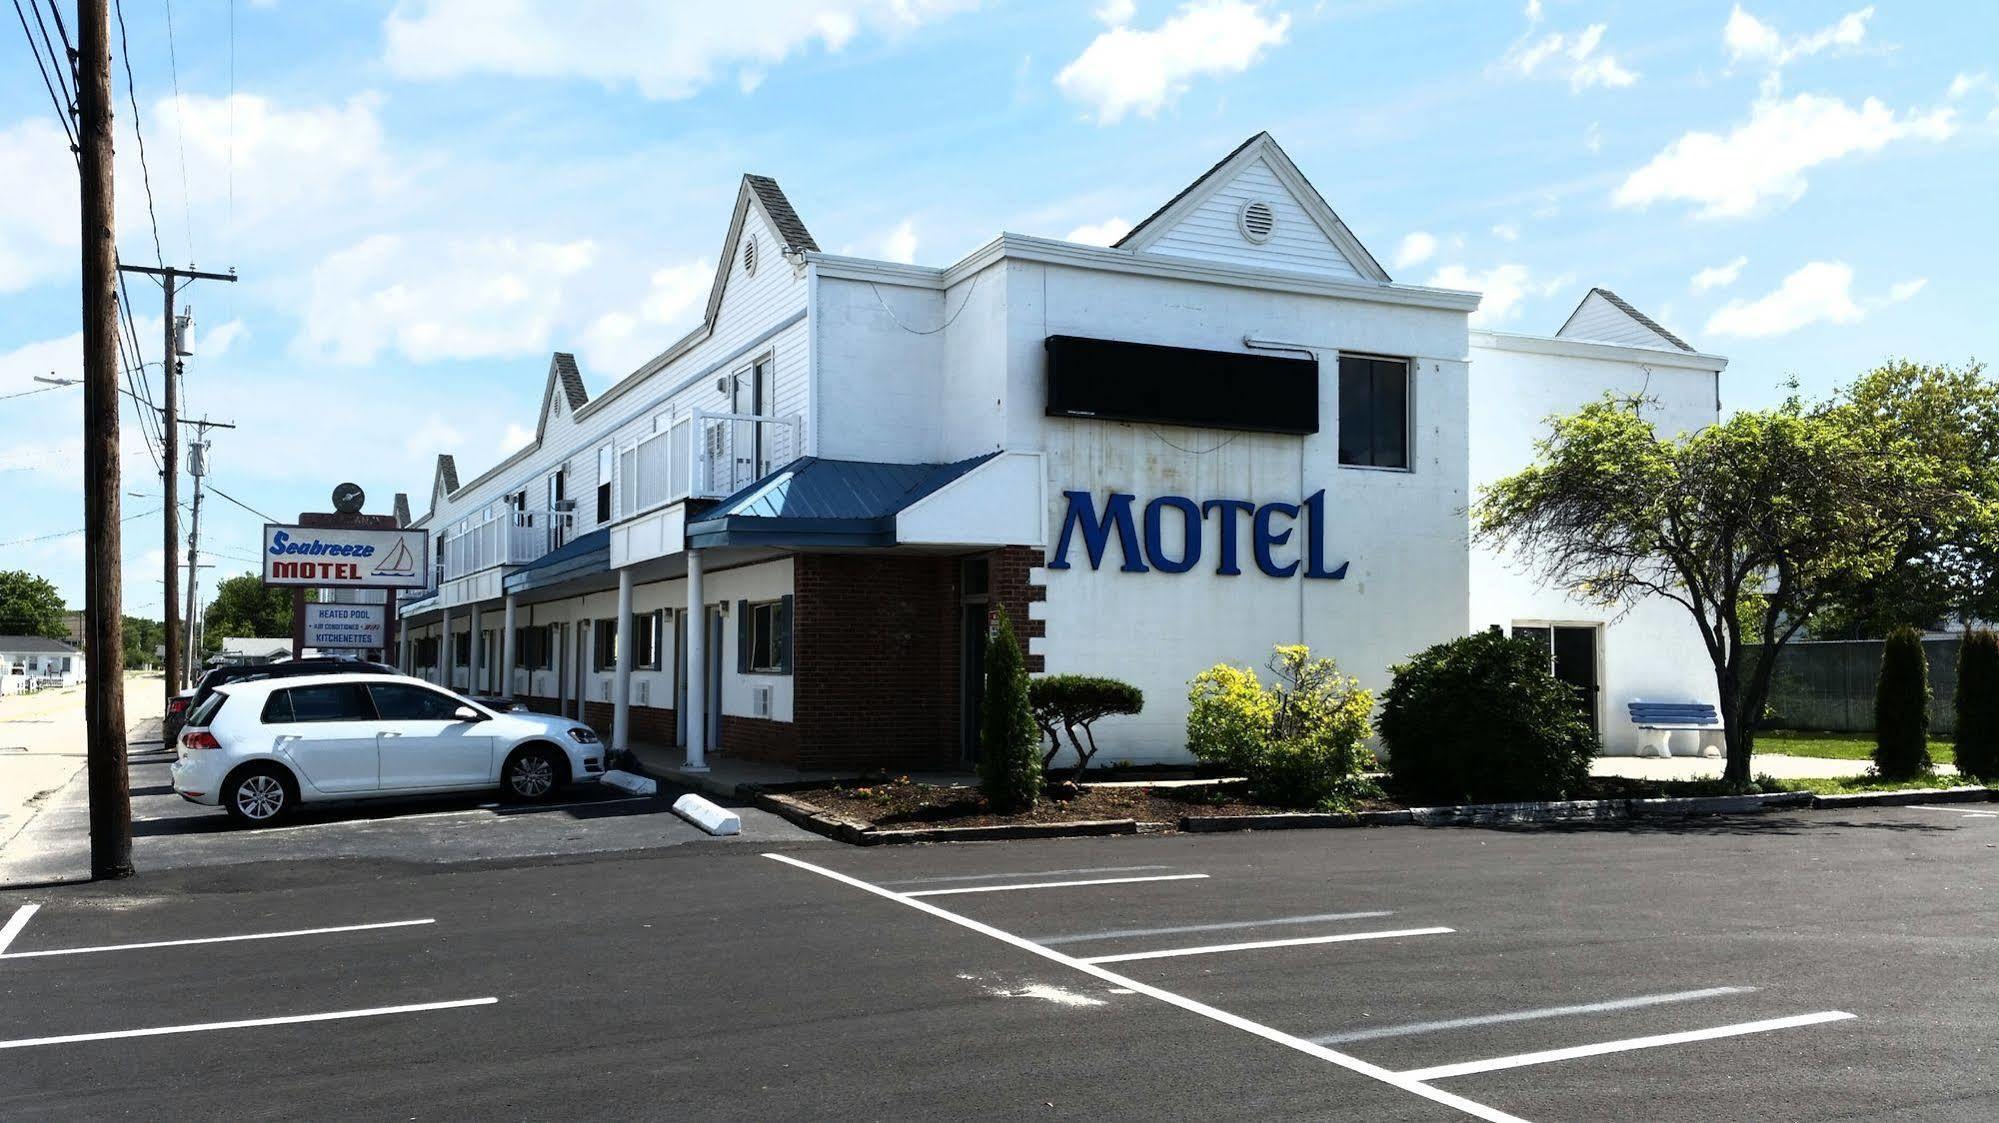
[
  {"left": 1029, "top": 674, "right": 1144, "bottom": 781},
  {"left": 978, "top": 606, "right": 1042, "bottom": 813},
  {"left": 1873, "top": 625, "right": 1932, "bottom": 779},
  {"left": 1187, "top": 646, "right": 1377, "bottom": 811},
  {"left": 1378, "top": 630, "right": 1598, "bottom": 804},
  {"left": 1956, "top": 630, "right": 1999, "bottom": 781}
]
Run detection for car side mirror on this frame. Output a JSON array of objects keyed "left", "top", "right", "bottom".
[{"left": 453, "top": 705, "right": 485, "bottom": 723}]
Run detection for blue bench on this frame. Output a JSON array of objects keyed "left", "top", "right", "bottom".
[{"left": 1627, "top": 701, "right": 1724, "bottom": 759}]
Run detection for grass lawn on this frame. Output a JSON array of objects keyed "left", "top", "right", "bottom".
[
  {"left": 1764, "top": 773, "right": 1992, "bottom": 797},
  {"left": 1757, "top": 728, "right": 1956, "bottom": 767}
]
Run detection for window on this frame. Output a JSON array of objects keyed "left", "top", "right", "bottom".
[
  {"left": 275, "top": 683, "right": 375, "bottom": 723},
  {"left": 632, "top": 610, "right": 661, "bottom": 670},
  {"left": 738, "top": 598, "right": 790, "bottom": 675},
  {"left": 259, "top": 691, "right": 292, "bottom": 724},
  {"left": 188, "top": 691, "right": 229, "bottom": 726},
  {"left": 596, "top": 444, "right": 613, "bottom": 523},
  {"left": 367, "top": 683, "right": 468, "bottom": 720},
  {"left": 454, "top": 632, "right": 471, "bottom": 666},
  {"left": 593, "top": 618, "right": 618, "bottom": 672},
  {"left": 1337, "top": 355, "right": 1410, "bottom": 469},
  {"left": 535, "top": 625, "right": 554, "bottom": 670}
]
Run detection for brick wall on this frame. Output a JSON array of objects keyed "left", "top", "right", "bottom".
[
  {"left": 990, "top": 545, "right": 1047, "bottom": 674},
  {"left": 792, "top": 553, "right": 960, "bottom": 772}
]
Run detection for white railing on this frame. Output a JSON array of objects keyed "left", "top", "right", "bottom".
[
  {"left": 620, "top": 409, "right": 801, "bottom": 520},
  {"left": 442, "top": 509, "right": 575, "bottom": 580}
]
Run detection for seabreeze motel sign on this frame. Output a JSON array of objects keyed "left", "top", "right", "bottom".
[
  {"left": 1049, "top": 490, "right": 1348, "bottom": 579},
  {"left": 261, "top": 525, "right": 431, "bottom": 588}
]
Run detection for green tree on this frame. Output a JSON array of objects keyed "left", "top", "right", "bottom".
[
  {"left": 121, "top": 616, "right": 164, "bottom": 669},
  {"left": 1872, "top": 626, "right": 1932, "bottom": 779},
  {"left": 1475, "top": 393, "right": 1937, "bottom": 786},
  {"left": 1028, "top": 675, "right": 1143, "bottom": 781},
  {"left": 1955, "top": 630, "right": 1999, "bottom": 781},
  {"left": 0, "top": 570, "right": 69, "bottom": 639},
  {"left": 1816, "top": 360, "right": 1999, "bottom": 635},
  {"left": 977, "top": 606, "right": 1041, "bottom": 813},
  {"left": 200, "top": 573, "right": 297, "bottom": 657}
]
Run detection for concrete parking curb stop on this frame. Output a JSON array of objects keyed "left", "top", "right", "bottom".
[
  {"left": 1809, "top": 786, "right": 1994, "bottom": 809},
  {"left": 670, "top": 794, "right": 741, "bottom": 836}
]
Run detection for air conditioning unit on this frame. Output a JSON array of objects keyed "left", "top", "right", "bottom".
[{"left": 751, "top": 684, "right": 772, "bottom": 718}]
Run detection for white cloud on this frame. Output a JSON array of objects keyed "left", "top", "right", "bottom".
[
  {"left": 1887, "top": 278, "right": 1927, "bottom": 304},
  {"left": 295, "top": 234, "right": 597, "bottom": 365},
  {"left": 1064, "top": 217, "right": 1133, "bottom": 246},
  {"left": 191, "top": 319, "right": 249, "bottom": 359},
  {"left": 1704, "top": 261, "right": 1864, "bottom": 337},
  {"left": 1055, "top": 0, "right": 1289, "bottom": 124},
  {"left": 383, "top": 1, "right": 975, "bottom": 100},
  {"left": 1095, "top": 0, "right": 1135, "bottom": 24},
  {"left": 1427, "top": 263, "right": 1569, "bottom": 326},
  {"left": 0, "top": 119, "right": 81, "bottom": 294},
  {"left": 1393, "top": 231, "right": 1439, "bottom": 268},
  {"left": 881, "top": 218, "right": 919, "bottom": 265},
  {"left": 499, "top": 422, "right": 534, "bottom": 455},
  {"left": 579, "top": 259, "right": 713, "bottom": 373},
  {"left": 1500, "top": 22, "right": 1638, "bottom": 92},
  {"left": 1523, "top": 0, "right": 1541, "bottom": 23},
  {"left": 1584, "top": 121, "right": 1603, "bottom": 153},
  {"left": 1691, "top": 256, "right": 1748, "bottom": 292},
  {"left": 1490, "top": 222, "right": 1520, "bottom": 242},
  {"left": 1615, "top": 91, "right": 1956, "bottom": 219},
  {"left": 1949, "top": 72, "right": 1991, "bottom": 100},
  {"left": 1724, "top": 5, "right": 1873, "bottom": 69}
]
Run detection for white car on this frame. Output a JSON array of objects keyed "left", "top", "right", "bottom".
[{"left": 171, "top": 673, "right": 606, "bottom": 824}]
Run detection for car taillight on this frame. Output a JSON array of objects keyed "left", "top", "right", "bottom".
[
  {"left": 168, "top": 698, "right": 190, "bottom": 714},
  {"left": 182, "top": 731, "right": 221, "bottom": 751}
]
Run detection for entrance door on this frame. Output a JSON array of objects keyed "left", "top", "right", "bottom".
[{"left": 1513, "top": 624, "right": 1601, "bottom": 734}]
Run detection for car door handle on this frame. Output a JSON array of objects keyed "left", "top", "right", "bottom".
[{"left": 380, "top": 731, "right": 401, "bottom": 738}]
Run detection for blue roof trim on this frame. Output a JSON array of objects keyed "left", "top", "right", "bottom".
[
  {"left": 504, "top": 527, "right": 611, "bottom": 594},
  {"left": 685, "top": 453, "right": 998, "bottom": 549}
]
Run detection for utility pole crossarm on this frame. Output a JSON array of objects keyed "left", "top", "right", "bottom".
[{"left": 115, "top": 264, "right": 238, "bottom": 283}]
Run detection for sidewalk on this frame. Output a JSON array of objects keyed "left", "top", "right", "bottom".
[
  {"left": 0, "top": 673, "right": 163, "bottom": 858},
  {"left": 1592, "top": 752, "right": 1955, "bottom": 782},
  {"left": 623, "top": 740, "right": 974, "bottom": 800}
]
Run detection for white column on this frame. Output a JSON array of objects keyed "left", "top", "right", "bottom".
[
  {"left": 440, "top": 605, "right": 452, "bottom": 687},
  {"left": 612, "top": 569, "right": 633, "bottom": 754},
  {"left": 468, "top": 602, "right": 483, "bottom": 694},
  {"left": 683, "top": 549, "right": 708, "bottom": 772},
  {"left": 400, "top": 621, "right": 412, "bottom": 675},
  {"left": 501, "top": 594, "right": 518, "bottom": 701}
]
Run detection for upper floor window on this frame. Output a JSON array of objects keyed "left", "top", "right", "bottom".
[
  {"left": 596, "top": 444, "right": 613, "bottom": 523},
  {"left": 1337, "top": 355, "right": 1410, "bottom": 470}
]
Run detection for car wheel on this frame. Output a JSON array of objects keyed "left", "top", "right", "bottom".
[
  {"left": 223, "top": 765, "right": 293, "bottom": 825},
  {"left": 502, "top": 746, "right": 561, "bottom": 801}
]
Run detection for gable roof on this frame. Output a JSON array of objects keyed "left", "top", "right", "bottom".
[
  {"left": 392, "top": 493, "right": 411, "bottom": 527},
  {"left": 745, "top": 175, "right": 818, "bottom": 254},
  {"left": 1113, "top": 131, "right": 1391, "bottom": 284},
  {"left": 536, "top": 351, "right": 589, "bottom": 442},
  {"left": 431, "top": 454, "right": 459, "bottom": 508},
  {"left": 686, "top": 454, "right": 997, "bottom": 548},
  {"left": 1557, "top": 288, "right": 1694, "bottom": 353},
  {"left": 0, "top": 635, "right": 79, "bottom": 654}
]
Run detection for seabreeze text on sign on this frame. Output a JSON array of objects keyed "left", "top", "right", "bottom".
[
  {"left": 1048, "top": 490, "right": 1349, "bottom": 579},
  {"left": 262, "top": 525, "right": 430, "bottom": 589}
]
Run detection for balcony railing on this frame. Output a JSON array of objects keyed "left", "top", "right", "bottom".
[
  {"left": 441, "top": 509, "right": 576, "bottom": 580},
  {"left": 619, "top": 409, "right": 801, "bottom": 521}
]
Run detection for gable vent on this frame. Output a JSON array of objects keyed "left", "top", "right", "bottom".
[
  {"left": 742, "top": 235, "right": 759, "bottom": 277},
  {"left": 1238, "top": 199, "right": 1276, "bottom": 244}
]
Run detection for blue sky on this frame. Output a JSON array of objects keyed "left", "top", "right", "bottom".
[{"left": 2, "top": 0, "right": 1994, "bottom": 615}]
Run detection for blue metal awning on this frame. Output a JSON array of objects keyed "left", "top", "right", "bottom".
[
  {"left": 686, "top": 453, "right": 997, "bottom": 549},
  {"left": 504, "top": 527, "right": 611, "bottom": 594}
]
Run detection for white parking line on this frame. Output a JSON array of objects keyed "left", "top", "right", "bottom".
[
  {"left": 0, "top": 997, "right": 498, "bottom": 1051},
  {"left": 1399, "top": 1010, "right": 1856, "bottom": 1082},
  {"left": 0, "top": 918, "right": 435, "bottom": 960},
  {"left": 764, "top": 853, "right": 1526, "bottom": 1123},
  {"left": 1908, "top": 805, "right": 1999, "bottom": 818},
  {"left": 1039, "top": 910, "right": 1395, "bottom": 945},
  {"left": 1312, "top": 986, "right": 1758, "bottom": 1045},
  {"left": 883, "top": 865, "right": 1177, "bottom": 886},
  {"left": 1081, "top": 927, "right": 1453, "bottom": 965},
  {"left": 905, "top": 873, "right": 1208, "bottom": 897},
  {"left": 0, "top": 904, "right": 38, "bottom": 955}
]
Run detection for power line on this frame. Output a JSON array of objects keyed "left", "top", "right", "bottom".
[
  {"left": 161, "top": 0, "right": 191, "bottom": 263},
  {"left": 205, "top": 483, "right": 277, "bottom": 523},
  {"left": 10, "top": 0, "right": 77, "bottom": 156},
  {"left": 0, "top": 507, "right": 162, "bottom": 547},
  {"left": 0, "top": 382, "right": 66, "bottom": 401},
  {"left": 110, "top": 0, "right": 163, "bottom": 266}
]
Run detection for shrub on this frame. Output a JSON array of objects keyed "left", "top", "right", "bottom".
[
  {"left": 1873, "top": 625, "right": 1932, "bottom": 779},
  {"left": 1378, "top": 631, "right": 1598, "bottom": 804},
  {"left": 978, "top": 606, "right": 1042, "bottom": 813},
  {"left": 1187, "top": 646, "right": 1377, "bottom": 811},
  {"left": 1028, "top": 674, "right": 1144, "bottom": 781},
  {"left": 1957, "top": 630, "right": 1999, "bottom": 781}
]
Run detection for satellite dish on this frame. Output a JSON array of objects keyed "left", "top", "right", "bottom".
[{"left": 332, "top": 482, "right": 365, "bottom": 514}]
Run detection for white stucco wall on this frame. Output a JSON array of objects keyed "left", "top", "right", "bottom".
[{"left": 1468, "top": 333, "right": 1725, "bottom": 753}]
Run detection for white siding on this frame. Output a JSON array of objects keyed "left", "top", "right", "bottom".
[
  {"left": 1143, "top": 157, "right": 1366, "bottom": 281},
  {"left": 1556, "top": 292, "right": 1680, "bottom": 351}
]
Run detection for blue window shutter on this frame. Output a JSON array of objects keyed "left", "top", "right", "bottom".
[
  {"left": 777, "top": 594, "right": 793, "bottom": 676},
  {"left": 736, "top": 599, "right": 751, "bottom": 674}
]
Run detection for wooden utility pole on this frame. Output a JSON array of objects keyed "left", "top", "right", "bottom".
[
  {"left": 117, "top": 265, "right": 235, "bottom": 702},
  {"left": 79, "top": 0, "right": 132, "bottom": 879},
  {"left": 177, "top": 416, "right": 233, "bottom": 674}
]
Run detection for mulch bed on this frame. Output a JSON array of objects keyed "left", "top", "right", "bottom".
[
  {"left": 792, "top": 774, "right": 1771, "bottom": 830},
  {"left": 801, "top": 779, "right": 1399, "bottom": 829}
]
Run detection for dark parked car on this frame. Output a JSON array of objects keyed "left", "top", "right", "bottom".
[{"left": 164, "top": 658, "right": 401, "bottom": 746}]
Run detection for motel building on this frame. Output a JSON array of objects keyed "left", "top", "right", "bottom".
[{"left": 392, "top": 132, "right": 1727, "bottom": 775}]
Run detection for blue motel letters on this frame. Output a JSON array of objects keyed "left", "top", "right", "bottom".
[{"left": 1049, "top": 489, "right": 1349, "bottom": 579}]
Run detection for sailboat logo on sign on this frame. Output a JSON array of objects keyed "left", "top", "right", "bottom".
[{"left": 372, "top": 538, "right": 418, "bottom": 578}]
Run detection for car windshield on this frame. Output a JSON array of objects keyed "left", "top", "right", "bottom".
[{"left": 186, "top": 691, "right": 228, "bottom": 727}]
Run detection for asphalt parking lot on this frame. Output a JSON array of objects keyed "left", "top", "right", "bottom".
[{"left": 2, "top": 802, "right": 1996, "bottom": 1120}]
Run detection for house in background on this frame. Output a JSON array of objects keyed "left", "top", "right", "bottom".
[
  {"left": 0, "top": 635, "right": 85, "bottom": 693},
  {"left": 214, "top": 638, "right": 295, "bottom": 666}
]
